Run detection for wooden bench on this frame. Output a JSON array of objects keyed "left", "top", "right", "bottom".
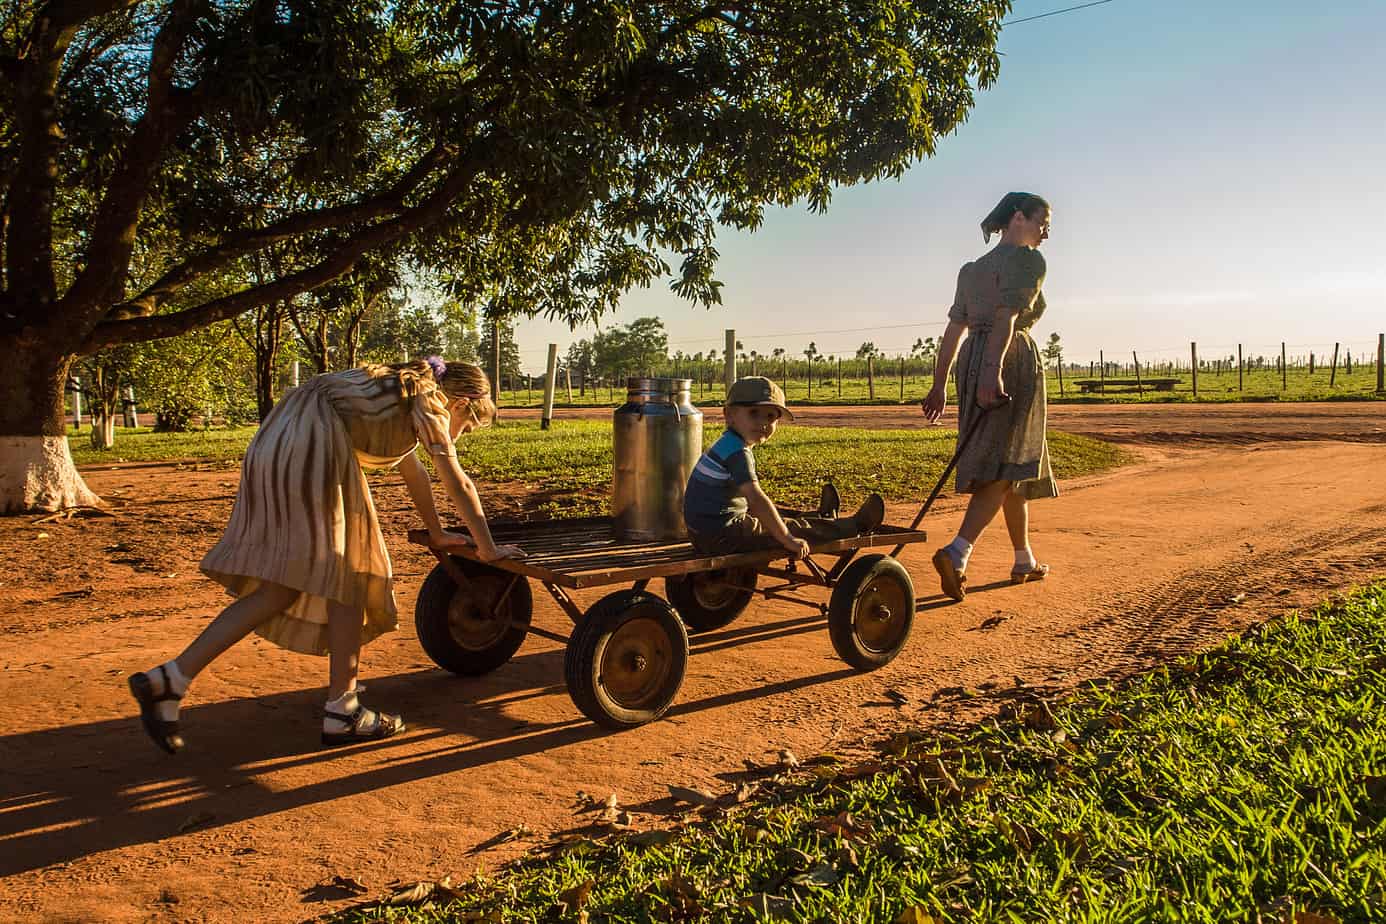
[{"left": 1071, "top": 378, "right": 1181, "bottom": 393}]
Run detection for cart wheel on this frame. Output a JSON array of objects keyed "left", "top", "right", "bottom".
[
  {"left": 565, "top": 590, "right": 689, "bottom": 729},
  {"left": 415, "top": 558, "right": 532, "bottom": 676},
  {"left": 827, "top": 554, "right": 914, "bottom": 671},
  {"left": 664, "top": 566, "right": 757, "bottom": 633}
]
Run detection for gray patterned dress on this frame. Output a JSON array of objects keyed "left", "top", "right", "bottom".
[{"left": 948, "top": 244, "right": 1058, "bottom": 500}]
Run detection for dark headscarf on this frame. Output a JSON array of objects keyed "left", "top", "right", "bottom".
[{"left": 981, "top": 192, "right": 1050, "bottom": 242}]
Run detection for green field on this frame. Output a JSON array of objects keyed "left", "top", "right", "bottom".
[
  {"left": 488, "top": 363, "right": 1386, "bottom": 408},
  {"left": 337, "top": 583, "right": 1386, "bottom": 923},
  {"left": 70, "top": 420, "right": 1127, "bottom": 519}
]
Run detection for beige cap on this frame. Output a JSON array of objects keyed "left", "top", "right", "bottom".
[{"left": 725, "top": 376, "right": 794, "bottom": 420}]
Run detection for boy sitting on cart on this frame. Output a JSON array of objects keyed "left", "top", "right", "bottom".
[{"left": 683, "top": 376, "right": 885, "bottom": 558}]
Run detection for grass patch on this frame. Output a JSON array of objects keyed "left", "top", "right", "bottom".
[
  {"left": 338, "top": 584, "right": 1386, "bottom": 922},
  {"left": 72, "top": 421, "right": 1128, "bottom": 520},
  {"left": 69, "top": 425, "right": 258, "bottom": 467}
]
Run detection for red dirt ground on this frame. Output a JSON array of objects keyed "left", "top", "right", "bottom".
[{"left": 2, "top": 402, "right": 1385, "bottom": 923}]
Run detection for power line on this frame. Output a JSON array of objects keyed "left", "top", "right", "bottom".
[{"left": 1004, "top": 0, "right": 1116, "bottom": 27}]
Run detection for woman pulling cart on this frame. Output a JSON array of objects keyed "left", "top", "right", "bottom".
[{"left": 922, "top": 192, "right": 1057, "bottom": 601}]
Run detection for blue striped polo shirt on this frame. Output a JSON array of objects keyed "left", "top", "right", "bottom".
[{"left": 683, "top": 429, "right": 758, "bottom": 535}]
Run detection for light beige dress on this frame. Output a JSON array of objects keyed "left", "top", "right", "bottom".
[
  {"left": 948, "top": 244, "right": 1058, "bottom": 500},
  {"left": 200, "top": 363, "right": 456, "bottom": 655}
]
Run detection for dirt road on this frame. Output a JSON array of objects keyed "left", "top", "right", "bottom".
[{"left": 2, "top": 402, "right": 1384, "bottom": 922}]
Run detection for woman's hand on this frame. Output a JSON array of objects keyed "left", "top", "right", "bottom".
[
  {"left": 477, "top": 543, "right": 527, "bottom": 562},
  {"left": 921, "top": 384, "right": 948, "bottom": 423},
  {"left": 781, "top": 537, "right": 811, "bottom": 560},
  {"left": 976, "top": 372, "right": 1009, "bottom": 410}
]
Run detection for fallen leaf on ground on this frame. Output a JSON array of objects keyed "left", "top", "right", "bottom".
[
  {"left": 388, "top": 881, "right": 435, "bottom": 905},
  {"left": 558, "top": 878, "right": 594, "bottom": 913},
  {"left": 627, "top": 829, "right": 674, "bottom": 848},
  {"left": 325, "top": 875, "right": 367, "bottom": 895},
  {"left": 177, "top": 811, "right": 215, "bottom": 834},
  {"left": 667, "top": 784, "right": 717, "bottom": 806},
  {"left": 894, "top": 907, "right": 941, "bottom": 924}
]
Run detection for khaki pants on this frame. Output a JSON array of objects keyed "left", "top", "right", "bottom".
[{"left": 690, "top": 511, "right": 859, "bottom": 556}]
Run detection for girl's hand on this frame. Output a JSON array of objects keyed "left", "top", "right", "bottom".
[
  {"left": 478, "top": 543, "right": 527, "bottom": 562},
  {"left": 429, "top": 528, "right": 473, "bottom": 551},
  {"left": 976, "top": 373, "right": 1009, "bottom": 410},
  {"left": 921, "top": 384, "right": 948, "bottom": 423},
  {"left": 781, "top": 537, "right": 811, "bottom": 560}
]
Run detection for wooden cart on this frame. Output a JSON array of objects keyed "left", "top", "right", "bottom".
[{"left": 407, "top": 519, "right": 928, "bottom": 730}]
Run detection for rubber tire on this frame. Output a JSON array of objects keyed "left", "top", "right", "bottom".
[
  {"left": 664, "top": 566, "right": 757, "bottom": 633},
  {"left": 565, "top": 590, "right": 689, "bottom": 730},
  {"left": 415, "top": 558, "right": 533, "bottom": 676},
  {"left": 827, "top": 554, "right": 914, "bottom": 671}
]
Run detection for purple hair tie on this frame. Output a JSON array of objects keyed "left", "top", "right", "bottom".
[{"left": 423, "top": 355, "right": 447, "bottom": 380}]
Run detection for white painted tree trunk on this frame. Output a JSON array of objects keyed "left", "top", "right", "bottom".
[
  {"left": 0, "top": 436, "right": 103, "bottom": 513},
  {"left": 90, "top": 414, "right": 116, "bottom": 450}
]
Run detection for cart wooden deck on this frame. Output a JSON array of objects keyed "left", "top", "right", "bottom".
[
  {"left": 406, "top": 518, "right": 929, "bottom": 729},
  {"left": 407, "top": 518, "right": 928, "bottom": 588}
]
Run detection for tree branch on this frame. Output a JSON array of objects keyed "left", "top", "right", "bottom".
[
  {"left": 58, "top": 0, "right": 203, "bottom": 322},
  {"left": 104, "top": 143, "right": 455, "bottom": 321},
  {"left": 81, "top": 157, "right": 483, "bottom": 351}
]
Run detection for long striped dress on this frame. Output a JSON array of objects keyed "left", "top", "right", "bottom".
[{"left": 200, "top": 363, "right": 456, "bottom": 655}]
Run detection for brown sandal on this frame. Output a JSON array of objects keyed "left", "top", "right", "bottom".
[
  {"left": 1010, "top": 563, "right": 1050, "bottom": 585},
  {"left": 932, "top": 548, "right": 967, "bottom": 602},
  {"left": 129, "top": 666, "right": 185, "bottom": 755}
]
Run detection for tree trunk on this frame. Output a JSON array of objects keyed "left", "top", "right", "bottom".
[
  {"left": 0, "top": 344, "right": 103, "bottom": 513},
  {"left": 90, "top": 413, "right": 116, "bottom": 450}
]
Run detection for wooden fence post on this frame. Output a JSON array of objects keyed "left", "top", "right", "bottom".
[
  {"left": 69, "top": 377, "right": 82, "bottom": 429},
  {"left": 1056, "top": 359, "right": 1064, "bottom": 395},
  {"left": 782, "top": 357, "right": 788, "bottom": 396},
  {"left": 1281, "top": 342, "right": 1287, "bottom": 391},
  {"left": 1132, "top": 351, "right": 1144, "bottom": 395},
  {"left": 541, "top": 344, "right": 558, "bottom": 430},
  {"left": 1099, "top": 350, "right": 1105, "bottom": 395},
  {"left": 724, "top": 329, "right": 737, "bottom": 391},
  {"left": 1330, "top": 342, "right": 1340, "bottom": 386},
  {"left": 1238, "top": 344, "right": 1243, "bottom": 392},
  {"left": 898, "top": 356, "right": 905, "bottom": 401},
  {"left": 1190, "top": 342, "right": 1199, "bottom": 397},
  {"left": 1378, "top": 333, "right": 1385, "bottom": 395},
  {"left": 837, "top": 358, "right": 842, "bottom": 398},
  {"left": 1346, "top": 350, "right": 1352, "bottom": 376},
  {"left": 564, "top": 366, "right": 573, "bottom": 404},
  {"left": 807, "top": 358, "right": 813, "bottom": 400},
  {"left": 1310, "top": 352, "right": 1315, "bottom": 375},
  {"left": 867, "top": 355, "right": 875, "bottom": 400}
]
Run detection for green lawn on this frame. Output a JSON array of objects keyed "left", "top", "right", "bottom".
[
  {"left": 70, "top": 420, "right": 1128, "bottom": 519},
  {"left": 337, "top": 583, "right": 1386, "bottom": 923}
]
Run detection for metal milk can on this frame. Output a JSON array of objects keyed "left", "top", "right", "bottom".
[{"left": 612, "top": 377, "right": 702, "bottom": 541}]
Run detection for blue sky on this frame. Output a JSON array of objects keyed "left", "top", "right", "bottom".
[{"left": 512, "top": 0, "right": 1386, "bottom": 372}]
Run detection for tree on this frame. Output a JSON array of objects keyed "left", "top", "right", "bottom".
[
  {"left": 0, "top": 0, "right": 1007, "bottom": 511},
  {"left": 1042, "top": 332, "right": 1063, "bottom": 368},
  {"left": 856, "top": 342, "right": 879, "bottom": 360}
]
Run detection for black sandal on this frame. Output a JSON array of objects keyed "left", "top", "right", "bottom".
[
  {"left": 321, "top": 706, "right": 406, "bottom": 748},
  {"left": 129, "top": 667, "right": 185, "bottom": 754}
]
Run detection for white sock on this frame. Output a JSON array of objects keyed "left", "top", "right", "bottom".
[
  {"left": 946, "top": 536, "right": 974, "bottom": 570},
  {"left": 324, "top": 689, "right": 362, "bottom": 732},
  {"left": 150, "top": 660, "right": 189, "bottom": 722},
  {"left": 1014, "top": 548, "right": 1037, "bottom": 572}
]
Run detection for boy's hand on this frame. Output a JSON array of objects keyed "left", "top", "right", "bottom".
[{"left": 782, "top": 537, "right": 811, "bottom": 560}]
